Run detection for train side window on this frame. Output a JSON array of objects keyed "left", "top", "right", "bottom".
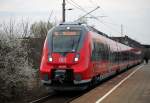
[
  {"left": 91, "top": 42, "right": 97, "bottom": 61},
  {"left": 96, "top": 42, "right": 101, "bottom": 60},
  {"left": 97, "top": 42, "right": 103, "bottom": 60},
  {"left": 91, "top": 41, "right": 110, "bottom": 61},
  {"left": 104, "top": 44, "right": 109, "bottom": 60},
  {"left": 103, "top": 43, "right": 108, "bottom": 60},
  {"left": 109, "top": 52, "right": 113, "bottom": 62}
]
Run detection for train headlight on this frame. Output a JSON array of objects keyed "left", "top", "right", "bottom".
[
  {"left": 74, "top": 54, "right": 80, "bottom": 62},
  {"left": 74, "top": 57, "right": 79, "bottom": 62},
  {"left": 48, "top": 57, "right": 53, "bottom": 62}
]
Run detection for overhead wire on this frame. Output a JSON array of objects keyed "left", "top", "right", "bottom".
[
  {"left": 93, "top": 18, "right": 122, "bottom": 35},
  {"left": 89, "top": 0, "right": 124, "bottom": 35},
  {"left": 96, "top": 1, "right": 123, "bottom": 27},
  {"left": 70, "top": 0, "right": 86, "bottom": 12},
  {"left": 67, "top": 0, "right": 97, "bottom": 15},
  {"left": 88, "top": 0, "right": 99, "bottom": 7},
  {"left": 66, "top": 0, "right": 103, "bottom": 22},
  {"left": 67, "top": 0, "right": 122, "bottom": 35},
  {"left": 67, "top": 0, "right": 142, "bottom": 39},
  {"left": 87, "top": 1, "right": 121, "bottom": 27}
]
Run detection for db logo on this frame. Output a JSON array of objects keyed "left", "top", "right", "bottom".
[{"left": 59, "top": 57, "right": 66, "bottom": 63}]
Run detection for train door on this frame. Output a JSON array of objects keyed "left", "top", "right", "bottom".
[
  {"left": 106, "top": 40, "right": 114, "bottom": 72},
  {"left": 116, "top": 42, "right": 120, "bottom": 70},
  {"left": 91, "top": 41, "right": 99, "bottom": 74},
  {"left": 103, "top": 40, "right": 111, "bottom": 73}
]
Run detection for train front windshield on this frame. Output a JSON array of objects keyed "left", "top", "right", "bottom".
[{"left": 52, "top": 31, "right": 81, "bottom": 52}]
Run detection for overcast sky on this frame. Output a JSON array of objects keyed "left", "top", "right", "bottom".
[{"left": 0, "top": 0, "right": 150, "bottom": 44}]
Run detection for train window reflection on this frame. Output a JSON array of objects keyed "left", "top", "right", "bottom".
[{"left": 52, "top": 31, "right": 80, "bottom": 52}]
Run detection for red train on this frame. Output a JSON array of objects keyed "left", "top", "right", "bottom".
[{"left": 40, "top": 22, "right": 142, "bottom": 90}]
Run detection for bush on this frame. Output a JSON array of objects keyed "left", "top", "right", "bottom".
[
  {"left": 0, "top": 20, "right": 54, "bottom": 102},
  {"left": 0, "top": 20, "right": 35, "bottom": 102}
]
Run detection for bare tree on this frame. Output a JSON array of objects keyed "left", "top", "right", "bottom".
[
  {"left": 0, "top": 19, "right": 55, "bottom": 102},
  {"left": 30, "top": 21, "right": 53, "bottom": 38},
  {"left": 0, "top": 20, "right": 35, "bottom": 101}
]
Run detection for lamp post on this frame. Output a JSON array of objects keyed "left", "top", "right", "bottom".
[
  {"left": 62, "top": 0, "right": 66, "bottom": 22},
  {"left": 62, "top": 0, "right": 73, "bottom": 22}
]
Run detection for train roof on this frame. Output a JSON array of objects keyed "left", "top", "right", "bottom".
[
  {"left": 58, "top": 22, "right": 87, "bottom": 28},
  {"left": 58, "top": 22, "right": 109, "bottom": 37},
  {"left": 55, "top": 22, "right": 136, "bottom": 52}
]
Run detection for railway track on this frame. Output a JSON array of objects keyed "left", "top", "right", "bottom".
[
  {"left": 29, "top": 92, "right": 56, "bottom": 103},
  {"left": 29, "top": 79, "right": 113, "bottom": 103},
  {"left": 29, "top": 91, "right": 84, "bottom": 103}
]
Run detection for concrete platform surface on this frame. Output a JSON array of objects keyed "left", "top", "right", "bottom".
[{"left": 71, "top": 64, "right": 150, "bottom": 103}]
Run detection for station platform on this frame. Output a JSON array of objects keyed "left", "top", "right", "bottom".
[{"left": 71, "top": 63, "right": 150, "bottom": 103}]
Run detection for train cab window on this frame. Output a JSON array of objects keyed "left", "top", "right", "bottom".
[{"left": 52, "top": 31, "right": 81, "bottom": 52}]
